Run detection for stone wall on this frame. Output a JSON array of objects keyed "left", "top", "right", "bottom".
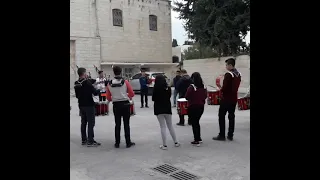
[
  {"left": 70, "top": 0, "right": 173, "bottom": 79},
  {"left": 183, "top": 55, "right": 250, "bottom": 93}
]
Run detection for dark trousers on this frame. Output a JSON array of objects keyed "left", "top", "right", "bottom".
[
  {"left": 140, "top": 88, "right": 148, "bottom": 106},
  {"left": 99, "top": 91, "right": 106, "bottom": 102},
  {"left": 178, "top": 115, "right": 191, "bottom": 125},
  {"left": 79, "top": 106, "right": 95, "bottom": 143},
  {"left": 218, "top": 102, "right": 236, "bottom": 137},
  {"left": 113, "top": 101, "right": 131, "bottom": 144},
  {"left": 188, "top": 106, "right": 204, "bottom": 141}
]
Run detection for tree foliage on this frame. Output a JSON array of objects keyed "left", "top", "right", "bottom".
[
  {"left": 174, "top": 0, "right": 250, "bottom": 56},
  {"left": 183, "top": 43, "right": 219, "bottom": 60},
  {"left": 172, "top": 39, "right": 178, "bottom": 47}
]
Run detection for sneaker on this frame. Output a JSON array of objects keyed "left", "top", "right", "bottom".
[
  {"left": 126, "top": 142, "right": 136, "bottom": 148},
  {"left": 191, "top": 141, "right": 200, "bottom": 147},
  {"left": 174, "top": 142, "right": 180, "bottom": 147},
  {"left": 176, "top": 123, "right": 185, "bottom": 126},
  {"left": 81, "top": 140, "right": 87, "bottom": 145},
  {"left": 114, "top": 143, "right": 120, "bottom": 148},
  {"left": 140, "top": 106, "right": 144, "bottom": 108},
  {"left": 145, "top": 105, "right": 149, "bottom": 108},
  {"left": 227, "top": 136, "right": 233, "bottom": 141},
  {"left": 212, "top": 135, "right": 226, "bottom": 141},
  {"left": 87, "top": 141, "right": 101, "bottom": 147},
  {"left": 199, "top": 140, "right": 203, "bottom": 144},
  {"left": 159, "top": 145, "right": 168, "bottom": 150}
]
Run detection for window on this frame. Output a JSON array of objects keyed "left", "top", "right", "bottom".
[
  {"left": 151, "top": 73, "right": 166, "bottom": 78},
  {"left": 149, "top": 15, "right": 157, "bottom": 31},
  {"left": 132, "top": 73, "right": 142, "bottom": 79},
  {"left": 112, "top": 9, "right": 123, "bottom": 27}
]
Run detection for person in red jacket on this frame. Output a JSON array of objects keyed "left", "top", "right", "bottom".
[
  {"left": 185, "top": 72, "right": 207, "bottom": 146},
  {"left": 213, "top": 58, "right": 241, "bottom": 141}
]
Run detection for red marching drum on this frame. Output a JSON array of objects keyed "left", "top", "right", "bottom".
[
  {"left": 129, "top": 100, "right": 135, "bottom": 116},
  {"left": 237, "top": 86, "right": 250, "bottom": 110},
  {"left": 206, "top": 74, "right": 224, "bottom": 105},
  {"left": 177, "top": 98, "right": 188, "bottom": 116},
  {"left": 95, "top": 101, "right": 109, "bottom": 116},
  {"left": 207, "top": 89, "right": 221, "bottom": 105},
  {"left": 237, "top": 97, "right": 250, "bottom": 110}
]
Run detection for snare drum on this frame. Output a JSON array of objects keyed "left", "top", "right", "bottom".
[
  {"left": 95, "top": 101, "right": 109, "bottom": 116},
  {"left": 237, "top": 97, "right": 250, "bottom": 110},
  {"left": 129, "top": 100, "right": 135, "bottom": 116},
  {"left": 177, "top": 98, "right": 188, "bottom": 115},
  {"left": 207, "top": 89, "right": 221, "bottom": 105}
]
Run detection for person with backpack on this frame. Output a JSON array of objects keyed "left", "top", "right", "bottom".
[
  {"left": 185, "top": 72, "right": 207, "bottom": 146},
  {"left": 152, "top": 75, "right": 180, "bottom": 150},
  {"left": 106, "top": 66, "right": 136, "bottom": 148},
  {"left": 74, "top": 67, "right": 101, "bottom": 147}
]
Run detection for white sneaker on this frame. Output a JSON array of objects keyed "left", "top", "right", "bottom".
[
  {"left": 174, "top": 142, "right": 180, "bottom": 147},
  {"left": 160, "top": 145, "right": 168, "bottom": 150}
]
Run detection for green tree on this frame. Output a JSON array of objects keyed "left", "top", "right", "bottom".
[
  {"left": 172, "top": 39, "right": 178, "bottom": 47},
  {"left": 174, "top": 0, "right": 250, "bottom": 57},
  {"left": 183, "top": 43, "right": 219, "bottom": 60}
]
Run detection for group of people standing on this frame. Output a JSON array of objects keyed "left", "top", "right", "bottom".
[
  {"left": 74, "top": 58, "right": 241, "bottom": 150},
  {"left": 74, "top": 66, "right": 135, "bottom": 148},
  {"left": 152, "top": 58, "right": 241, "bottom": 148}
]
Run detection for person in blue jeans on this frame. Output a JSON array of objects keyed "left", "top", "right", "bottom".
[
  {"left": 139, "top": 70, "right": 149, "bottom": 108},
  {"left": 172, "top": 70, "right": 181, "bottom": 107}
]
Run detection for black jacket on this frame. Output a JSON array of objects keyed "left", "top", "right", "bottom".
[
  {"left": 176, "top": 75, "right": 192, "bottom": 98},
  {"left": 74, "top": 78, "right": 100, "bottom": 107},
  {"left": 152, "top": 86, "right": 172, "bottom": 115},
  {"left": 173, "top": 75, "right": 181, "bottom": 89}
]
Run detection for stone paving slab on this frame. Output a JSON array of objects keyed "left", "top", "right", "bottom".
[{"left": 70, "top": 95, "right": 250, "bottom": 180}]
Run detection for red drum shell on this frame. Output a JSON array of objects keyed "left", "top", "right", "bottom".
[
  {"left": 95, "top": 102, "right": 109, "bottom": 116},
  {"left": 237, "top": 97, "right": 250, "bottom": 110},
  {"left": 207, "top": 90, "right": 221, "bottom": 105},
  {"left": 177, "top": 98, "right": 188, "bottom": 115}
]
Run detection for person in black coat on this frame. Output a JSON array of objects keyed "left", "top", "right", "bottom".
[
  {"left": 152, "top": 75, "right": 180, "bottom": 150},
  {"left": 176, "top": 69, "right": 193, "bottom": 126}
]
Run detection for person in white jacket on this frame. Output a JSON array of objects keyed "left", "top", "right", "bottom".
[{"left": 96, "top": 71, "right": 107, "bottom": 102}]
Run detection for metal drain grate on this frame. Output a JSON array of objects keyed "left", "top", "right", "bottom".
[
  {"left": 170, "top": 170, "right": 200, "bottom": 180},
  {"left": 152, "top": 164, "right": 179, "bottom": 174},
  {"left": 151, "top": 164, "right": 201, "bottom": 180}
]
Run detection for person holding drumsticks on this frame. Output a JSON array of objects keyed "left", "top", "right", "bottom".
[
  {"left": 176, "top": 69, "right": 193, "bottom": 126},
  {"left": 152, "top": 75, "right": 180, "bottom": 150},
  {"left": 185, "top": 72, "right": 207, "bottom": 146},
  {"left": 74, "top": 67, "right": 101, "bottom": 147},
  {"left": 212, "top": 58, "right": 241, "bottom": 141},
  {"left": 96, "top": 70, "right": 107, "bottom": 102}
]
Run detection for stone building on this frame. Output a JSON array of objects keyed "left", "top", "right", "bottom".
[{"left": 70, "top": 0, "right": 177, "bottom": 87}]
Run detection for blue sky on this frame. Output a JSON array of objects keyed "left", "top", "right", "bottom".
[{"left": 171, "top": 2, "right": 250, "bottom": 46}]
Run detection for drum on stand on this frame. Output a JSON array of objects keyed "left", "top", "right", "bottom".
[
  {"left": 237, "top": 97, "right": 250, "bottom": 110},
  {"left": 177, "top": 98, "right": 188, "bottom": 116},
  {"left": 129, "top": 100, "right": 135, "bottom": 116},
  {"left": 207, "top": 89, "right": 221, "bottom": 105},
  {"left": 95, "top": 101, "right": 109, "bottom": 116}
]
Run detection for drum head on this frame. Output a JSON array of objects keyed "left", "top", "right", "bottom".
[
  {"left": 177, "top": 98, "right": 187, "bottom": 102},
  {"left": 208, "top": 89, "right": 218, "bottom": 92}
]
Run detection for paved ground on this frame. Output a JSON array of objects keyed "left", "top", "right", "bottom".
[{"left": 70, "top": 94, "right": 250, "bottom": 180}]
